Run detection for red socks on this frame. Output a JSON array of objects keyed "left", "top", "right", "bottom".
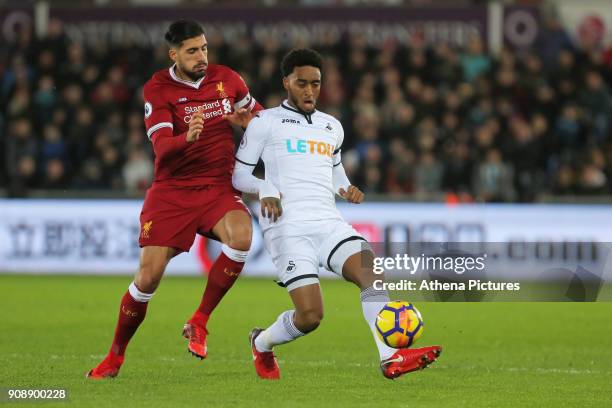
[
  {"left": 109, "top": 283, "right": 153, "bottom": 357},
  {"left": 102, "top": 245, "right": 247, "bottom": 362},
  {"left": 190, "top": 245, "right": 248, "bottom": 327}
]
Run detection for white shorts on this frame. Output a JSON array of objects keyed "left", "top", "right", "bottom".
[{"left": 264, "top": 219, "right": 372, "bottom": 291}]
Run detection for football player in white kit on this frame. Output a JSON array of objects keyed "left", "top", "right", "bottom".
[{"left": 232, "top": 49, "right": 441, "bottom": 380}]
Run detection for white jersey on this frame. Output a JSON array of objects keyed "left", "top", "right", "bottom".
[{"left": 235, "top": 101, "right": 345, "bottom": 230}]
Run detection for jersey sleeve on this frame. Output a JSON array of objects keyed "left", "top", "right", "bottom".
[
  {"left": 332, "top": 158, "right": 351, "bottom": 195},
  {"left": 229, "top": 69, "right": 258, "bottom": 112},
  {"left": 233, "top": 113, "right": 280, "bottom": 199},
  {"left": 143, "top": 84, "right": 173, "bottom": 140},
  {"left": 332, "top": 121, "right": 344, "bottom": 167},
  {"left": 235, "top": 113, "right": 270, "bottom": 166}
]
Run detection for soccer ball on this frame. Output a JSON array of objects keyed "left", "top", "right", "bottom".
[{"left": 375, "top": 301, "right": 423, "bottom": 348}]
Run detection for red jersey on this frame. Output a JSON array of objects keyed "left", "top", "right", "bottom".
[{"left": 143, "top": 63, "right": 261, "bottom": 187}]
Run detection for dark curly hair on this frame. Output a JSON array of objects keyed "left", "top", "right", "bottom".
[{"left": 281, "top": 48, "right": 323, "bottom": 77}]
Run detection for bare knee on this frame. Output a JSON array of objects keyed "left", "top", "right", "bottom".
[
  {"left": 295, "top": 308, "right": 324, "bottom": 333},
  {"left": 227, "top": 221, "right": 252, "bottom": 251},
  {"left": 134, "top": 261, "right": 164, "bottom": 293},
  {"left": 134, "top": 246, "right": 174, "bottom": 292}
]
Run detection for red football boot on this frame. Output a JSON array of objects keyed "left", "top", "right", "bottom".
[
  {"left": 249, "top": 328, "right": 280, "bottom": 380},
  {"left": 86, "top": 353, "right": 125, "bottom": 379},
  {"left": 380, "top": 345, "right": 442, "bottom": 380},
  {"left": 183, "top": 322, "right": 208, "bottom": 360}
]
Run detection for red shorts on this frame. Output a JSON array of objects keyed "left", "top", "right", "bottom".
[{"left": 139, "top": 183, "right": 250, "bottom": 252}]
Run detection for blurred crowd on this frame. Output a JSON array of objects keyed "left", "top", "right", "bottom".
[{"left": 1, "top": 17, "right": 611, "bottom": 201}]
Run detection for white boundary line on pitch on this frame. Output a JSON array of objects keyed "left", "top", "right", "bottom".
[
  {"left": 436, "top": 364, "right": 609, "bottom": 376},
  {"left": 25, "top": 354, "right": 611, "bottom": 376}
]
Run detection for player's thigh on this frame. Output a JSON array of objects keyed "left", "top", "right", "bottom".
[
  {"left": 267, "top": 233, "right": 320, "bottom": 292},
  {"left": 199, "top": 187, "right": 251, "bottom": 249},
  {"left": 139, "top": 186, "right": 201, "bottom": 252},
  {"left": 319, "top": 221, "right": 373, "bottom": 286},
  {"left": 341, "top": 250, "right": 378, "bottom": 290},
  {"left": 134, "top": 246, "right": 177, "bottom": 292},
  {"left": 210, "top": 209, "right": 252, "bottom": 250}
]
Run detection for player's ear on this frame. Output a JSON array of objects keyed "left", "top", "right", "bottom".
[
  {"left": 168, "top": 47, "right": 177, "bottom": 63},
  {"left": 282, "top": 77, "right": 289, "bottom": 91}
]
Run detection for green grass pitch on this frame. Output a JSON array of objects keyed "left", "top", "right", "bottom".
[{"left": 1, "top": 275, "right": 611, "bottom": 407}]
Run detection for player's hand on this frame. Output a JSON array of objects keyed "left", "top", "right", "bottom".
[
  {"left": 186, "top": 111, "right": 203, "bottom": 143},
  {"left": 223, "top": 108, "right": 255, "bottom": 128},
  {"left": 339, "top": 185, "right": 364, "bottom": 204},
  {"left": 260, "top": 196, "right": 282, "bottom": 222}
]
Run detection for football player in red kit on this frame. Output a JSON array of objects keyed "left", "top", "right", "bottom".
[{"left": 87, "top": 20, "right": 262, "bottom": 379}]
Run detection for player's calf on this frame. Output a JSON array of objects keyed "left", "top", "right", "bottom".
[
  {"left": 185, "top": 209, "right": 252, "bottom": 361},
  {"left": 293, "top": 308, "right": 323, "bottom": 333},
  {"left": 287, "top": 283, "right": 324, "bottom": 334},
  {"left": 185, "top": 244, "right": 248, "bottom": 360},
  {"left": 87, "top": 282, "right": 154, "bottom": 379}
]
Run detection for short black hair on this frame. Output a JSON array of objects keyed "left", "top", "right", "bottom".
[
  {"left": 164, "top": 20, "right": 205, "bottom": 48},
  {"left": 281, "top": 48, "right": 323, "bottom": 77}
]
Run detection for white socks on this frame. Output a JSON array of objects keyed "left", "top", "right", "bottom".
[
  {"left": 128, "top": 282, "right": 154, "bottom": 303},
  {"left": 254, "top": 289, "right": 396, "bottom": 361},
  {"left": 221, "top": 244, "right": 249, "bottom": 262},
  {"left": 361, "top": 286, "right": 396, "bottom": 360},
  {"left": 254, "top": 310, "right": 305, "bottom": 352}
]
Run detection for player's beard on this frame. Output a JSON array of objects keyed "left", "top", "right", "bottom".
[{"left": 179, "top": 63, "right": 206, "bottom": 81}]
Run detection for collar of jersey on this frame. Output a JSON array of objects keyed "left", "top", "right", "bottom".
[
  {"left": 281, "top": 100, "right": 315, "bottom": 124},
  {"left": 168, "top": 64, "right": 206, "bottom": 89}
]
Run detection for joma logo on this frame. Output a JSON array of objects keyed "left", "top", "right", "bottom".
[{"left": 282, "top": 118, "right": 301, "bottom": 124}]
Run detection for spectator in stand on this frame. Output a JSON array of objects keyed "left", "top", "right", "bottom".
[
  {"left": 386, "top": 138, "right": 415, "bottom": 194},
  {"left": 43, "top": 158, "right": 68, "bottom": 190},
  {"left": 6, "top": 118, "right": 37, "bottom": 184},
  {"left": 474, "top": 148, "right": 516, "bottom": 202},
  {"left": 122, "top": 148, "right": 153, "bottom": 193},
  {"left": 442, "top": 142, "right": 472, "bottom": 195},
  {"left": 1, "top": 18, "right": 610, "bottom": 202},
  {"left": 414, "top": 152, "right": 443, "bottom": 195},
  {"left": 579, "top": 70, "right": 611, "bottom": 142},
  {"left": 40, "top": 124, "right": 68, "bottom": 170},
  {"left": 536, "top": 14, "right": 574, "bottom": 71},
  {"left": 71, "top": 158, "right": 106, "bottom": 190},
  {"left": 460, "top": 35, "right": 491, "bottom": 82}
]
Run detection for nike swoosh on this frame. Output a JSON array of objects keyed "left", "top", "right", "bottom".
[{"left": 382, "top": 356, "right": 404, "bottom": 366}]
